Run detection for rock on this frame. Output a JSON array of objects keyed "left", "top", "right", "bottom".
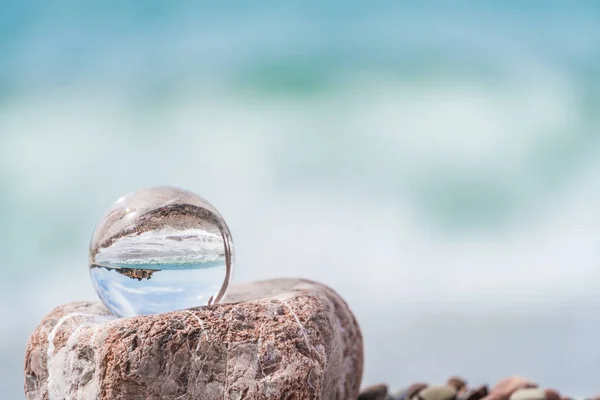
[
  {"left": 358, "top": 383, "right": 389, "bottom": 400},
  {"left": 485, "top": 377, "right": 538, "bottom": 400},
  {"left": 392, "top": 383, "right": 429, "bottom": 400},
  {"left": 460, "top": 385, "right": 489, "bottom": 400},
  {"left": 447, "top": 377, "right": 467, "bottom": 394},
  {"left": 407, "top": 383, "right": 430, "bottom": 399},
  {"left": 509, "top": 388, "right": 546, "bottom": 400},
  {"left": 24, "top": 278, "right": 363, "bottom": 400},
  {"left": 544, "top": 389, "right": 561, "bottom": 400},
  {"left": 416, "top": 385, "right": 457, "bottom": 400}
]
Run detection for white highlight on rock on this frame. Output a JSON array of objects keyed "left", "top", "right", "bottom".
[
  {"left": 182, "top": 310, "right": 206, "bottom": 330},
  {"left": 182, "top": 310, "right": 207, "bottom": 354},
  {"left": 47, "top": 313, "right": 93, "bottom": 359},
  {"left": 46, "top": 312, "right": 116, "bottom": 400},
  {"left": 279, "top": 298, "right": 315, "bottom": 360}
]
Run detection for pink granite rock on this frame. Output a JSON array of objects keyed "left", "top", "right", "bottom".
[
  {"left": 483, "top": 377, "right": 538, "bottom": 400},
  {"left": 544, "top": 389, "right": 561, "bottom": 400},
  {"left": 24, "top": 279, "right": 363, "bottom": 400}
]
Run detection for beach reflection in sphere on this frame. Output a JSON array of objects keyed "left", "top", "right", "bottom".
[{"left": 88, "top": 187, "right": 234, "bottom": 318}]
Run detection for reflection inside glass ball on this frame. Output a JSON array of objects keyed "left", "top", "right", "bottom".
[{"left": 89, "top": 186, "right": 234, "bottom": 317}]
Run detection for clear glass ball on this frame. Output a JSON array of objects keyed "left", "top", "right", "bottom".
[{"left": 89, "top": 186, "right": 234, "bottom": 317}]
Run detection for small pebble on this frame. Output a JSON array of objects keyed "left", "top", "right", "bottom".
[
  {"left": 416, "top": 385, "right": 457, "bottom": 400},
  {"left": 460, "top": 385, "right": 489, "bottom": 400},
  {"left": 447, "top": 377, "right": 468, "bottom": 393},
  {"left": 544, "top": 389, "right": 561, "bottom": 400},
  {"left": 393, "top": 383, "right": 430, "bottom": 400},
  {"left": 358, "top": 384, "right": 389, "bottom": 400},
  {"left": 490, "top": 376, "right": 538, "bottom": 400},
  {"left": 510, "top": 388, "right": 546, "bottom": 400},
  {"left": 407, "top": 383, "right": 430, "bottom": 399}
]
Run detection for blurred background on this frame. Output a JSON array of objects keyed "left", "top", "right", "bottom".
[{"left": 2, "top": 1, "right": 600, "bottom": 398}]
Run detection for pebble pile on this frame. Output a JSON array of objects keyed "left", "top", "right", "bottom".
[{"left": 358, "top": 376, "right": 600, "bottom": 400}]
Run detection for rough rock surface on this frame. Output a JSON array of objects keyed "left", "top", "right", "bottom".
[{"left": 24, "top": 278, "right": 363, "bottom": 400}]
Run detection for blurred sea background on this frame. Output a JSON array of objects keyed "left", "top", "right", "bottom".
[{"left": 2, "top": 1, "right": 600, "bottom": 398}]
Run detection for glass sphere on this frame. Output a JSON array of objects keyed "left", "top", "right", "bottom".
[{"left": 89, "top": 186, "right": 234, "bottom": 317}]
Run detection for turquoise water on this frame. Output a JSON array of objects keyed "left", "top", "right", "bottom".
[
  {"left": 92, "top": 261, "right": 225, "bottom": 271},
  {"left": 3, "top": 2, "right": 600, "bottom": 398}
]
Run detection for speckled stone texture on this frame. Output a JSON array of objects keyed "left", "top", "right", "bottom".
[{"left": 24, "top": 279, "right": 363, "bottom": 400}]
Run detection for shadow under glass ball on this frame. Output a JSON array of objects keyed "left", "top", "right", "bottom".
[{"left": 89, "top": 186, "right": 234, "bottom": 318}]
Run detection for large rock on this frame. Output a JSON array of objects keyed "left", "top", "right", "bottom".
[{"left": 24, "top": 278, "right": 363, "bottom": 400}]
